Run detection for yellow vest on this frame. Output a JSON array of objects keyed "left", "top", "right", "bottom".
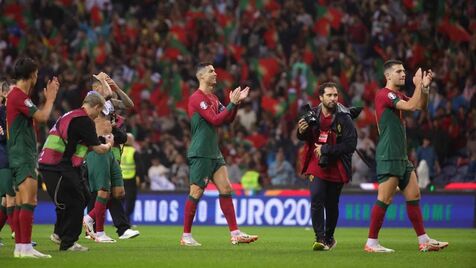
[
  {"left": 120, "top": 146, "right": 136, "bottom": 179},
  {"left": 241, "top": 170, "right": 261, "bottom": 191}
]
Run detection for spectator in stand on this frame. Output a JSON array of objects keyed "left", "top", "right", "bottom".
[
  {"left": 236, "top": 101, "right": 257, "bottom": 133},
  {"left": 170, "top": 154, "right": 189, "bottom": 190},
  {"left": 268, "top": 148, "right": 295, "bottom": 186},
  {"left": 148, "top": 158, "right": 174, "bottom": 191},
  {"left": 0, "top": 1, "right": 474, "bottom": 189},
  {"left": 416, "top": 137, "right": 441, "bottom": 188},
  {"left": 352, "top": 128, "right": 376, "bottom": 185}
]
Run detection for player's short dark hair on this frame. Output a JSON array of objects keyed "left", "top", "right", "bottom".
[
  {"left": 318, "top": 82, "right": 338, "bottom": 96},
  {"left": 13, "top": 57, "right": 39, "bottom": 80},
  {"left": 196, "top": 62, "right": 213, "bottom": 75},
  {"left": 383, "top": 59, "right": 403, "bottom": 72}
]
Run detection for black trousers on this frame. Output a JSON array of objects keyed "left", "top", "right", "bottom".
[
  {"left": 41, "top": 168, "right": 88, "bottom": 250},
  {"left": 87, "top": 191, "right": 131, "bottom": 236},
  {"left": 309, "top": 176, "right": 344, "bottom": 242},
  {"left": 123, "top": 179, "right": 137, "bottom": 223}
]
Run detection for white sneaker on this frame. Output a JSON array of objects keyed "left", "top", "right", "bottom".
[
  {"left": 419, "top": 238, "right": 449, "bottom": 252},
  {"left": 83, "top": 215, "right": 96, "bottom": 240},
  {"left": 21, "top": 248, "right": 52, "bottom": 258},
  {"left": 364, "top": 244, "right": 395, "bottom": 253},
  {"left": 50, "top": 233, "right": 61, "bottom": 245},
  {"left": 119, "top": 229, "right": 140, "bottom": 240},
  {"left": 95, "top": 233, "right": 116, "bottom": 243},
  {"left": 231, "top": 231, "right": 258, "bottom": 245},
  {"left": 66, "top": 242, "right": 89, "bottom": 252},
  {"left": 180, "top": 235, "right": 202, "bottom": 246}
]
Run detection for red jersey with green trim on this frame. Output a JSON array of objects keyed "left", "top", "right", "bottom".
[
  {"left": 187, "top": 89, "right": 237, "bottom": 159},
  {"left": 375, "top": 88, "right": 409, "bottom": 160},
  {"left": 6, "top": 87, "right": 38, "bottom": 167}
]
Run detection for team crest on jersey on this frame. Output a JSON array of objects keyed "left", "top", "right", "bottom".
[
  {"left": 200, "top": 101, "right": 208, "bottom": 110},
  {"left": 387, "top": 92, "right": 397, "bottom": 100},
  {"left": 24, "top": 99, "right": 34, "bottom": 107}
]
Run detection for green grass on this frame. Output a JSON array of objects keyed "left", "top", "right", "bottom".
[{"left": 1, "top": 225, "right": 475, "bottom": 268}]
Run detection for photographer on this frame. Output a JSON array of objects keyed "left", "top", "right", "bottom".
[{"left": 297, "top": 82, "right": 358, "bottom": 251}]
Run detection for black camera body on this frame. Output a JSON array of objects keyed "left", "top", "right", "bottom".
[
  {"left": 318, "top": 151, "right": 329, "bottom": 168},
  {"left": 301, "top": 104, "right": 319, "bottom": 128},
  {"left": 300, "top": 104, "right": 329, "bottom": 168}
]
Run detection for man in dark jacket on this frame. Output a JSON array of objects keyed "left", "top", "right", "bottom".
[{"left": 297, "top": 82, "right": 358, "bottom": 251}]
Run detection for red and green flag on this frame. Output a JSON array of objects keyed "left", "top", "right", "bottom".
[
  {"left": 229, "top": 44, "right": 244, "bottom": 62},
  {"left": 437, "top": 18, "right": 471, "bottom": 42},
  {"left": 316, "top": 5, "right": 343, "bottom": 30},
  {"left": 251, "top": 57, "right": 281, "bottom": 89},
  {"left": 215, "top": 68, "right": 235, "bottom": 89},
  {"left": 403, "top": 0, "right": 424, "bottom": 12}
]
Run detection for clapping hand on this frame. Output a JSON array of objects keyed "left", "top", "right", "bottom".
[
  {"left": 422, "top": 69, "right": 433, "bottom": 88},
  {"left": 229, "top": 86, "right": 250, "bottom": 104},
  {"left": 412, "top": 68, "right": 422, "bottom": 87},
  {"left": 44, "top": 76, "right": 60, "bottom": 102}
]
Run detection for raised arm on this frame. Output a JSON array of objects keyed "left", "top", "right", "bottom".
[
  {"left": 193, "top": 99, "right": 237, "bottom": 127},
  {"left": 105, "top": 75, "right": 134, "bottom": 109},
  {"left": 395, "top": 68, "right": 424, "bottom": 112},
  {"left": 419, "top": 69, "right": 432, "bottom": 109},
  {"left": 33, "top": 77, "right": 59, "bottom": 123}
]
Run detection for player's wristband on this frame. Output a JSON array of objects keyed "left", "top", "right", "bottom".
[{"left": 422, "top": 86, "right": 430, "bottom": 94}]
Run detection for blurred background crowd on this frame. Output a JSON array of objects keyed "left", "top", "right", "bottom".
[{"left": 0, "top": 0, "right": 475, "bottom": 191}]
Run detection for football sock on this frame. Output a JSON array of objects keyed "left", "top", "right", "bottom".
[
  {"left": 368, "top": 200, "right": 388, "bottom": 239},
  {"left": 19, "top": 204, "right": 35, "bottom": 244},
  {"left": 94, "top": 196, "right": 108, "bottom": 232},
  {"left": 6, "top": 206, "right": 14, "bottom": 233},
  {"left": 13, "top": 206, "right": 21, "bottom": 244},
  {"left": 0, "top": 205, "right": 6, "bottom": 230},
  {"left": 418, "top": 234, "right": 430, "bottom": 244},
  {"left": 183, "top": 196, "right": 199, "bottom": 234},
  {"left": 219, "top": 194, "right": 238, "bottom": 232},
  {"left": 406, "top": 200, "right": 426, "bottom": 237}
]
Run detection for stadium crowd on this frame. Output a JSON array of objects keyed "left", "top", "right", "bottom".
[{"left": 0, "top": 0, "right": 475, "bottom": 191}]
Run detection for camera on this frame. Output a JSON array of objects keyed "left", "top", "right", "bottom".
[
  {"left": 300, "top": 104, "right": 319, "bottom": 127},
  {"left": 318, "top": 152, "right": 329, "bottom": 168}
]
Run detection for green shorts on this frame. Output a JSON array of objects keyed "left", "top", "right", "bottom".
[
  {"left": 87, "top": 151, "right": 123, "bottom": 192},
  {"left": 376, "top": 159, "right": 414, "bottom": 190},
  {"left": 188, "top": 157, "right": 226, "bottom": 188},
  {"left": 0, "top": 168, "right": 15, "bottom": 196},
  {"left": 11, "top": 164, "right": 37, "bottom": 189}
]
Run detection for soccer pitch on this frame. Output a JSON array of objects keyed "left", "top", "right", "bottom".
[{"left": 1, "top": 226, "right": 475, "bottom": 268}]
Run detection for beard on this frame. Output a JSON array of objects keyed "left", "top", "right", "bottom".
[{"left": 323, "top": 102, "right": 337, "bottom": 111}]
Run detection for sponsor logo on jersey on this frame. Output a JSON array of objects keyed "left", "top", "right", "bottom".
[{"left": 200, "top": 101, "right": 208, "bottom": 110}]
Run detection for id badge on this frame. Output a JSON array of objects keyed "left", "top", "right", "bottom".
[{"left": 318, "top": 131, "right": 329, "bottom": 143}]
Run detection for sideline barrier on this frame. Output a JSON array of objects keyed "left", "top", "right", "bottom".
[{"left": 34, "top": 192, "right": 475, "bottom": 228}]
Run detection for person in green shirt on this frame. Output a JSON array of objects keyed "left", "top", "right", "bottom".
[
  {"left": 6, "top": 57, "right": 59, "bottom": 258},
  {"left": 365, "top": 59, "right": 448, "bottom": 253},
  {"left": 180, "top": 62, "right": 257, "bottom": 246}
]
